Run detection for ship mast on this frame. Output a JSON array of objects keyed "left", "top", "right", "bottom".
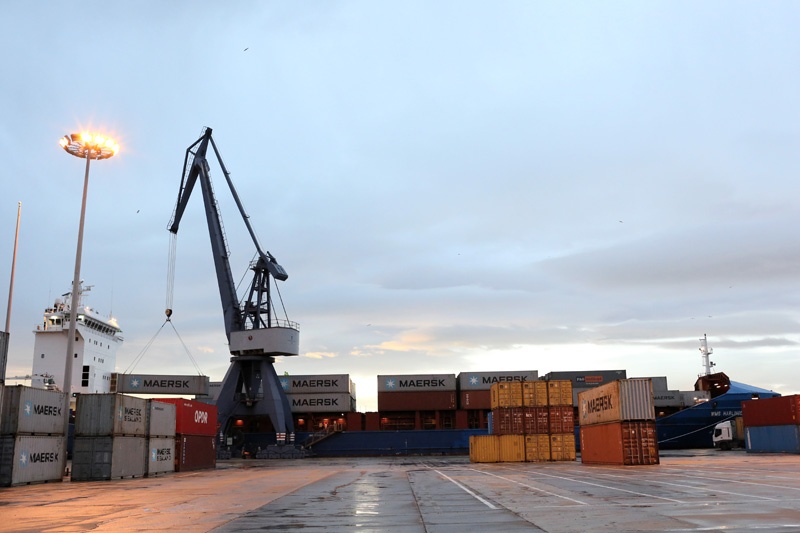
[{"left": 699, "top": 333, "right": 714, "bottom": 376}]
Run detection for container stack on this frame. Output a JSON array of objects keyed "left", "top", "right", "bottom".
[
  {"left": 743, "top": 395, "right": 800, "bottom": 453},
  {"left": 156, "top": 398, "right": 217, "bottom": 471},
  {"left": 377, "top": 374, "right": 457, "bottom": 430},
  {"left": 0, "top": 385, "right": 67, "bottom": 486},
  {"left": 578, "top": 378, "right": 658, "bottom": 465},
  {"left": 146, "top": 400, "right": 176, "bottom": 477},
  {"left": 280, "top": 374, "right": 356, "bottom": 432},
  {"left": 72, "top": 393, "right": 148, "bottom": 480},
  {"left": 471, "top": 379, "right": 576, "bottom": 463},
  {"left": 456, "top": 371, "right": 537, "bottom": 429}
]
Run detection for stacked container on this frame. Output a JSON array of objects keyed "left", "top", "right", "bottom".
[
  {"left": 72, "top": 394, "right": 148, "bottom": 480},
  {"left": 281, "top": 374, "right": 356, "bottom": 432},
  {"left": 377, "top": 374, "right": 457, "bottom": 430},
  {"left": 146, "top": 400, "right": 176, "bottom": 477},
  {"left": 0, "top": 385, "right": 67, "bottom": 486},
  {"left": 155, "top": 398, "right": 217, "bottom": 471},
  {"left": 472, "top": 380, "right": 576, "bottom": 462},
  {"left": 578, "top": 378, "right": 658, "bottom": 465},
  {"left": 743, "top": 395, "right": 800, "bottom": 453}
]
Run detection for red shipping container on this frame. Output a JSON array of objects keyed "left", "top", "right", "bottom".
[
  {"left": 580, "top": 420, "right": 659, "bottom": 466},
  {"left": 548, "top": 406, "right": 575, "bottom": 434},
  {"left": 175, "top": 434, "right": 216, "bottom": 471},
  {"left": 742, "top": 395, "right": 800, "bottom": 428},
  {"left": 345, "top": 412, "right": 364, "bottom": 431},
  {"left": 523, "top": 407, "right": 549, "bottom": 434},
  {"left": 455, "top": 410, "right": 469, "bottom": 429},
  {"left": 492, "top": 408, "right": 526, "bottom": 435},
  {"left": 378, "top": 391, "right": 456, "bottom": 412},
  {"left": 364, "top": 412, "right": 381, "bottom": 431},
  {"left": 155, "top": 398, "right": 217, "bottom": 436},
  {"left": 459, "top": 390, "right": 491, "bottom": 410}
]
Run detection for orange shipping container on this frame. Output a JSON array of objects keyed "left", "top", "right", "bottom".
[
  {"left": 499, "top": 434, "right": 525, "bottom": 462},
  {"left": 523, "top": 381, "right": 548, "bottom": 407},
  {"left": 547, "top": 380, "right": 573, "bottom": 406},
  {"left": 524, "top": 434, "right": 551, "bottom": 462},
  {"left": 549, "top": 433, "right": 576, "bottom": 461},
  {"left": 470, "top": 435, "right": 500, "bottom": 463},
  {"left": 490, "top": 382, "right": 523, "bottom": 409},
  {"left": 580, "top": 420, "right": 659, "bottom": 465}
]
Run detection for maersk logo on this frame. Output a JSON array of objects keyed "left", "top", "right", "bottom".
[
  {"left": 151, "top": 448, "right": 172, "bottom": 462},
  {"left": 24, "top": 401, "right": 63, "bottom": 417},
  {"left": 292, "top": 398, "right": 339, "bottom": 407},
  {"left": 129, "top": 376, "right": 141, "bottom": 389},
  {"left": 465, "top": 375, "right": 528, "bottom": 387},
  {"left": 280, "top": 378, "right": 290, "bottom": 390},
  {"left": 24, "top": 401, "right": 33, "bottom": 416},
  {"left": 20, "top": 450, "right": 59, "bottom": 466},
  {"left": 385, "top": 378, "right": 396, "bottom": 389}
]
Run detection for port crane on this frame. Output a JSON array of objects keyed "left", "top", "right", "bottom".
[{"left": 167, "top": 127, "right": 299, "bottom": 441}]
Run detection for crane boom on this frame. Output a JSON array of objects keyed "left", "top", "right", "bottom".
[{"left": 167, "top": 127, "right": 299, "bottom": 441}]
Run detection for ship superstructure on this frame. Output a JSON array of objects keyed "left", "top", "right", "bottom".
[{"left": 31, "top": 283, "right": 123, "bottom": 396}]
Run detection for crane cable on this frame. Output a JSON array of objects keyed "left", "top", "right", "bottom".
[
  {"left": 165, "top": 232, "right": 177, "bottom": 319},
  {"left": 123, "top": 317, "right": 204, "bottom": 376}
]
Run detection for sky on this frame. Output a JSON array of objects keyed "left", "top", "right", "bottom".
[{"left": 2, "top": 2, "right": 800, "bottom": 412}]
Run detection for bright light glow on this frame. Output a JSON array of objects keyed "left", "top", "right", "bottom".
[{"left": 60, "top": 131, "right": 119, "bottom": 160}]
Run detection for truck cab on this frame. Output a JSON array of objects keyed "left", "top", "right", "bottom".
[{"left": 713, "top": 417, "right": 744, "bottom": 450}]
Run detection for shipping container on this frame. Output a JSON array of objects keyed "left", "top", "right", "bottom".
[
  {"left": 490, "top": 382, "right": 523, "bottom": 409},
  {"left": 455, "top": 410, "right": 469, "bottom": 430},
  {"left": 346, "top": 412, "right": 364, "bottom": 431},
  {"left": 146, "top": 437, "right": 176, "bottom": 476},
  {"left": 1, "top": 385, "right": 66, "bottom": 436},
  {"left": 469, "top": 434, "right": 500, "bottom": 463},
  {"left": 580, "top": 420, "right": 659, "bottom": 465},
  {"left": 549, "top": 433, "right": 576, "bottom": 461},
  {"left": 524, "top": 434, "right": 550, "bottom": 462},
  {"left": 547, "top": 380, "right": 573, "bottom": 406},
  {"left": 111, "top": 373, "right": 210, "bottom": 395},
  {"left": 746, "top": 425, "right": 800, "bottom": 454},
  {"left": 71, "top": 436, "right": 147, "bottom": 480},
  {"left": 459, "top": 389, "right": 491, "bottom": 410},
  {"left": 743, "top": 395, "right": 800, "bottom": 428},
  {"left": 491, "top": 408, "right": 525, "bottom": 435},
  {"left": 0, "top": 435, "right": 64, "bottom": 486},
  {"left": 499, "top": 435, "right": 525, "bottom": 462},
  {"left": 155, "top": 398, "right": 217, "bottom": 436},
  {"left": 523, "top": 407, "right": 549, "bottom": 434},
  {"left": 364, "top": 412, "right": 380, "bottom": 431},
  {"left": 548, "top": 406, "right": 575, "bottom": 434},
  {"left": 378, "top": 374, "right": 456, "bottom": 393},
  {"left": 75, "top": 394, "right": 148, "bottom": 437},
  {"left": 377, "top": 391, "right": 456, "bottom": 411},
  {"left": 175, "top": 434, "right": 216, "bottom": 471},
  {"left": 458, "top": 371, "right": 538, "bottom": 391},
  {"left": 280, "top": 374, "right": 354, "bottom": 394},
  {"left": 542, "top": 370, "right": 627, "bottom": 387},
  {"left": 578, "top": 379, "right": 655, "bottom": 426},
  {"left": 523, "top": 381, "right": 548, "bottom": 407},
  {"left": 148, "top": 400, "right": 176, "bottom": 438},
  {"left": 287, "top": 392, "right": 356, "bottom": 413}
]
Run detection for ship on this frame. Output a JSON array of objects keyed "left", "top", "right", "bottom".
[{"left": 31, "top": 282, "right": 123, "bottom": 400}]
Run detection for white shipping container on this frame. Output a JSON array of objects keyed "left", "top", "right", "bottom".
[
  {"left": 75, "top": 394, "right": 147, "bottom": 437},
  {"left": 578, "top": 378, "right": 655, "bottom": 426},
  {"left": 146, "top": 437, "right": 176, "bottom": 476},
  {"left": 72, "top": 436, "right": 146, "bottom": 480},
  {"left": 287, "top": 393, "right": 356, "bottom": 413},
  {"left": 148, "top": 400, "right": 176, "bottom": 438},
  {"left": 457, "top": 371, "right": 538, "bottom": 391},
  {"left": 0, "top": 435, "right": 65, "bottom": 486},
  {"left": 280, "top": 374, "right": 354, "bottom": 394},
  {"left": 1, "top": 385, "right": 67, "bottom": 435}
]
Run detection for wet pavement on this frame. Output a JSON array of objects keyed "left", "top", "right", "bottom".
[{"left": 4, "top": 450, "right": 800, "bottom": 532}]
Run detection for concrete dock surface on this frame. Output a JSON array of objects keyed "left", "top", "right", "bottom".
[{"left": 4, "top": 450, "right": 800, "bottom": 532}]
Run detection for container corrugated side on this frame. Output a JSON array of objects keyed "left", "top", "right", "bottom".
[
  {"left": 746, "top": 425, "right": 800, "bottom": 454},
  {"left": 1, "top": 385, "right": 67, "bottom": 436},
  {"left": 459, "top": 390, "right": 491, "bottom": 410},
  {"left": 549, "top": 433, "right": 576, "bottom": 461},
  {"left": 524, "top": 434, "right": 550, "bottom": 462},
  {"left": 287, "top": 392, "right": 356, "bottom": 413},
  {"left": 75, "top": 394, "right": 147, "bottom": 437},
  {"left": 580, "top": 420, "right": 659, "bottom": 465},
  {"left": 155, "top": 398, "right": 217, "bottom": 436},
  {"left": 377, "top": 391, "right": 456, "bottom": 411},
  {"left": 548, "top": 406, "right": 575, "bottom": 434},
  {"left": 0, "top": 435, "right": 64, "bottom": 486},
  {"left": 499, "top": 434, "right": 525, "bottom": 462},
  {"left": 146, "top": 437, "right": 176, "bottom": 476},
  {"left": 469, "top": 435, "right": 500, "bottom": 463},
  {"left": 175, "top": 434, "right": 216, "bottom": 471},
  {"left": 148, "top": 400, "right": 176, "bottom": 438},
  {"left": 71, "top": 436, "right": 147, "bottom": 480},
  {"left": 578, "top": 379, "right": 654, "bottom": 426},
  {"left": 742, "top": 395, "right": 800, "bottom": 428},
  {"left": 490, "top": 382, "right": 523, "bottom": 409}
]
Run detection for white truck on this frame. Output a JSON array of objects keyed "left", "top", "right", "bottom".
[{"left": 712, "top": 416, "right": 744, "bottom": 450}]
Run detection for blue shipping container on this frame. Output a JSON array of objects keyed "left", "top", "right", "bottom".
[{"left": 746, "top": 424, "right": 800, "bottom": 454}]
